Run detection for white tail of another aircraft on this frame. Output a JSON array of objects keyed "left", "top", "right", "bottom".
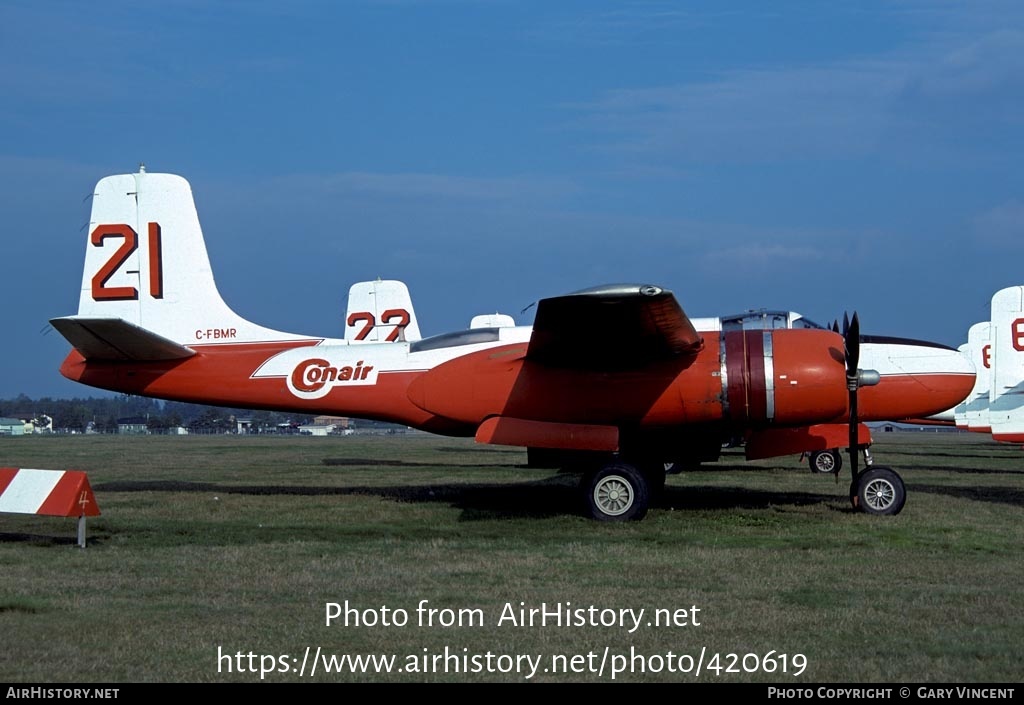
[
  {"left": 344, "top": 282, "right": 516, "bottom": 340},
  {"left": 954, "top": 322, "right": 992, "bottom": 432},
  {"left": 989, "top": 286, "right": 1024, "bottom": 442},
  {"left": 52, "top": 170, "right": 308, "bottom": 360},
  {"left": 344, "top": 279, "right": 422, "bottom": 343}
]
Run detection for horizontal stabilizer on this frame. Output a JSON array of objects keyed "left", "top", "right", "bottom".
[{"left": 50, "top": 317, "right": 196, "bottom": 362}]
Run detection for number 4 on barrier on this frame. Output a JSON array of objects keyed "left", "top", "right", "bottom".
[{"left": 0, "top": 469, "right": 101, "bottom": 548}]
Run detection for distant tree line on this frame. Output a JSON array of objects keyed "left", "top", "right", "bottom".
[{"left": 0, "top": 394, "right": 315, "bottom": 434}]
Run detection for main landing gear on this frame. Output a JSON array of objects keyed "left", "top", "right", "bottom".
[
  {"left": 808, "top": 448, "right": 842, "bottom": 474},
  {"left": 583, "top": 461, "right": 664, "bottom": 522}
]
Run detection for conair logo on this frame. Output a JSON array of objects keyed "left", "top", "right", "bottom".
[{"left": 287, "top": 358, "right": 377, "bottom": 399}]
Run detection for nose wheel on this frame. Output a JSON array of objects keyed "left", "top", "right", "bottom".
[
  {"left": 850, "top": 466, "right": 906, "bottom": 515},
  {"left": 840, "top": 312, "right": 906, "bottom": 516}
]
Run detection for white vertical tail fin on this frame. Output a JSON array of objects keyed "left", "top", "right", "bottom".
[
  {"left": 344, "top": 279, "right": 422, "bottom": 342},
  {"left": 953, "top": 342, "right": 972, "bottom": 428},
  {"left": 989, "top": 287, "right": 1024, "bottom": 442},
  {"left": 957, "top": 322, "right": 992, "bottom": 432},
  {"left": 58, "top": 171, "right": 305, "bottom": 349}
]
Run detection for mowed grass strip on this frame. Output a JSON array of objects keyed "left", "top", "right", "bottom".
[{"left": 0, "top": 432, "right": 1022, "bottom": 682}]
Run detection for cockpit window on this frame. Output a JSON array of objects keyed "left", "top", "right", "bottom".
[
  {"left": 721, "top": 310, "right": 827, "bottom": 332},
  {"left": 721, "top": 310, "right": 789, "bottom": 331}
]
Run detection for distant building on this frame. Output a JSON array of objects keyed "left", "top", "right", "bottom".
[
  {"left": 0, "top": 418, "right": 26, "bottom": 436},
  {"left": 297, "top": 415, "right": 353, "bottom": 436},
  {"left": 7, "top": 412, "right": 37, "bottom": 434},
  {"left": 289, "top": 415, "right": 352, "bottom": 436},
  {"left": 313, "top": 415, "right": 349, "bottom": 429},
  {"left": 117, "top": 416, "right": 149, "bottom": 435}
]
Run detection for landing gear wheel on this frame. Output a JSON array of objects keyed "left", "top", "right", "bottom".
[
  {"left": 850, "top": 467, "right": 906, "bottom": 516},
  {"left": 809, "top": 448, "right": 842, "bottom": 474},
  {"left": 584, "top": 463, "right": 649, "bottom": 522}
]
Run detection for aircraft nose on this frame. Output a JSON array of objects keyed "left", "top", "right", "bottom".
[
  {"left": 860, "top": 336, "right": 974, "bottom": 378},
  {"left": 856, "top": 336, "right": 977, "bottom": 420}
]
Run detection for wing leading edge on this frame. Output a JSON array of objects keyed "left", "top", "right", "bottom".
[{"left": 526, "top": 284, "right": 704, "bottom": 370}]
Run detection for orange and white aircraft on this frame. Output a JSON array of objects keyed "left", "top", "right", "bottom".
[{"left": 51, "top": 170, "right": 976, "bottom": 520}]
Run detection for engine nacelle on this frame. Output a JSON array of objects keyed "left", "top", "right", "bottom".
[{"left": 719, "top": 328, "right": 849, "bottom": 426}]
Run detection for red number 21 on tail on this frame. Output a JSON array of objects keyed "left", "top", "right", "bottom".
[{"left": 90, "top": 223, "right": 163, "bottom": 301}]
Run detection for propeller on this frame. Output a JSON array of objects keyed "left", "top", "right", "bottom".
[
  {"left": 842, "top": 312, "right": 880, "bottom": 488},
  {"left": 846, "top": 313, "right": 861, "bottom": 482}
]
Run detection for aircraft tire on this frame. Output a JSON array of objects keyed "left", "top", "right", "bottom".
[
  {"left": 809, "top": 449, "right": 842, "bottom": 474},
  {"left": 851, "top": 467, "right": 906, "bottom": 516},
  {"left": 584, "top": 463, "right": 649, "bottom": 521}
]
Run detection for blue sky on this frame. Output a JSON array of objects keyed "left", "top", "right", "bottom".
[{"left": 2, "top": 1, "right": 1023, "bottom": 398}]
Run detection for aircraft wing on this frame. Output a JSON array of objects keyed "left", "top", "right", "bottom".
[
  {"left": 50, "top": 317, "right": 196, "bottom": 362},
  {"left": 526, "top": 284, "right": 704, "bottom": 369}
]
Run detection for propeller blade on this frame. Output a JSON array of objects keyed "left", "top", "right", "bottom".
[
  {"left": 846, "top": 312, "right": 860, "bottom": 375},
  {"left": 845, "top": 311, "right": 862, "bottom": 494},
  {"left": 849, "top": 384, "right": 859, "bottom": 484}
]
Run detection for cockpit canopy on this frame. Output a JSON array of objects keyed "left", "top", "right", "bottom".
[{"left": 720, "top": 309, "right": 825, "bottom": 332}]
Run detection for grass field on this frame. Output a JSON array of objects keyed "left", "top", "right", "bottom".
[{"left": 1, "top": 431, "right": 1022, "bottom": 683}]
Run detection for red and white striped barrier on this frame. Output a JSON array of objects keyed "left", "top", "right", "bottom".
[{"left": 0, "top": 469, "right": 100, "bottom": 547}]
